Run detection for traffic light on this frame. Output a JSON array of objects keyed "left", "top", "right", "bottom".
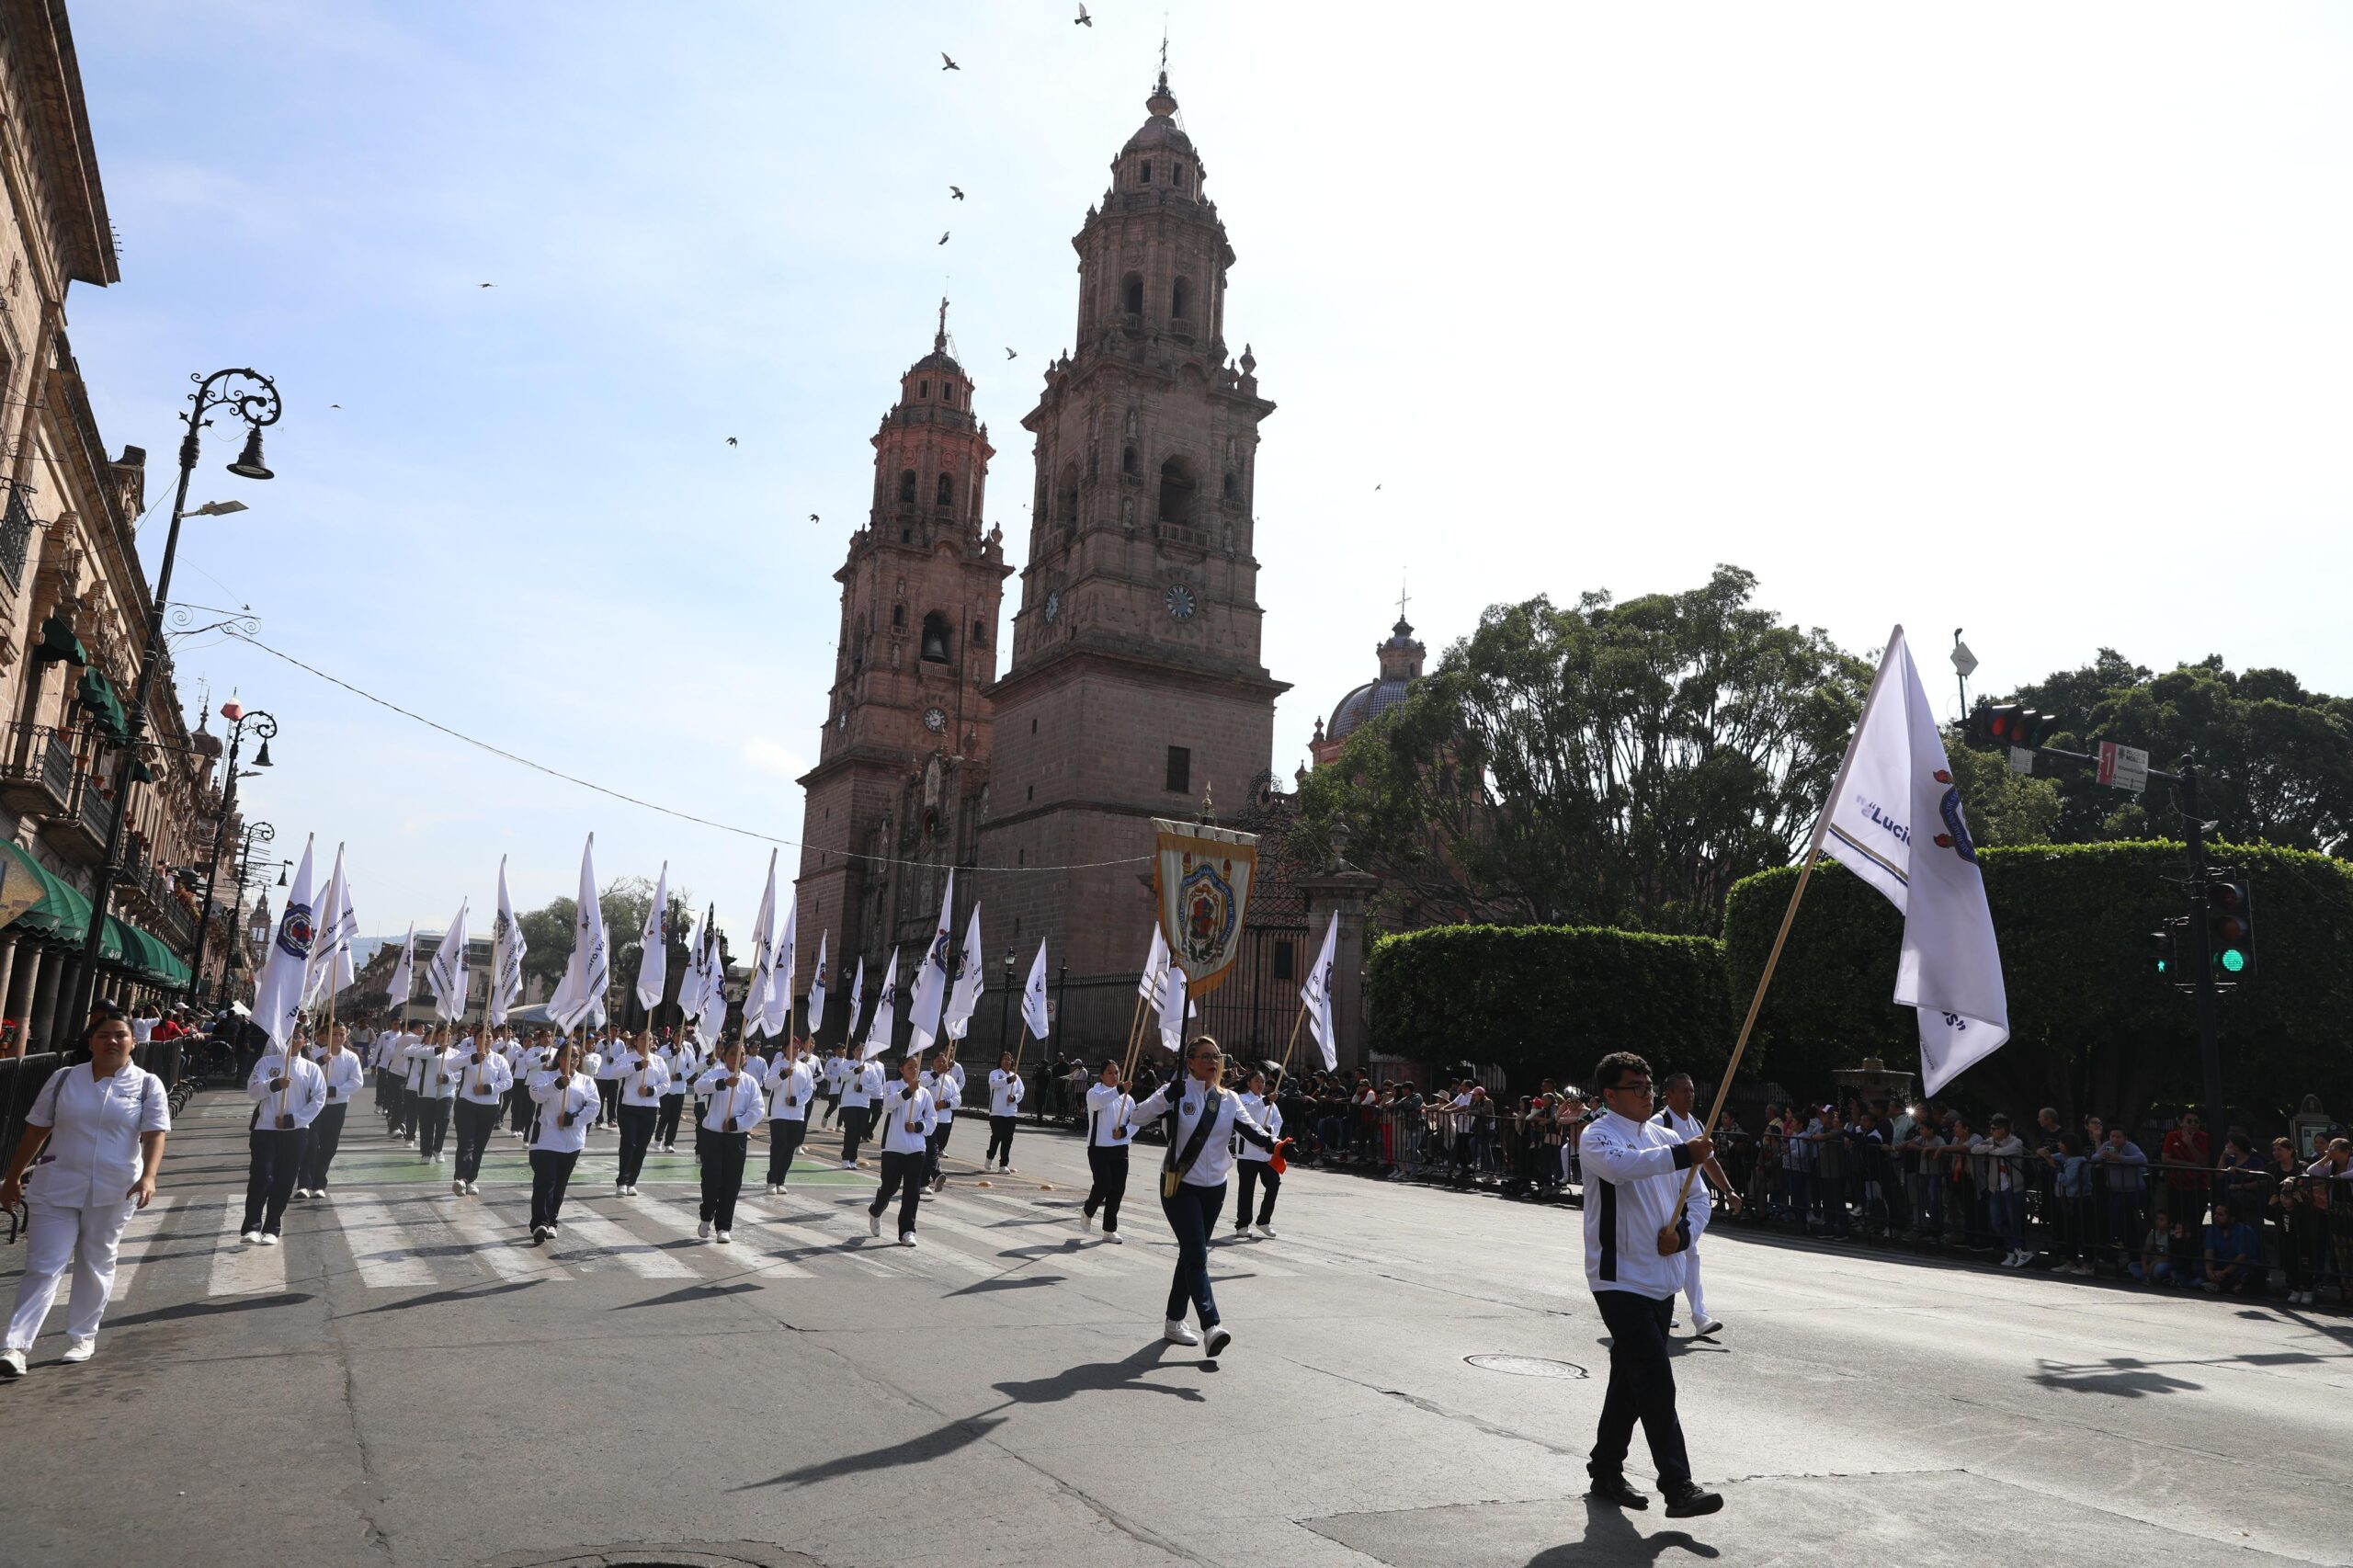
[
  {"left": 2149, "top": 920, "right": 2178, "bottom": 977},
  {"left": 2010, "top": 709, "right": 2063, "bottom": 748},
  {"left": 2204, "top": 875, "right": 2255, "bottom": 978},
  {"left": 1962, "top": 701, "right": 2063, "bottom": 751}
]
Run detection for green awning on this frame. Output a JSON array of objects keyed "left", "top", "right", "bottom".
[
  {"left": 3, "top": 844, "right": 91, "bottom": 941},
  {"left": 0, "top": 846, "right": 191, "bottom": 983},
  {"left": 76, "top": 669, "right": 129, "bottom": 746},
  {"left": 35, "top": 614, "right": 86, "bottom": 666}
]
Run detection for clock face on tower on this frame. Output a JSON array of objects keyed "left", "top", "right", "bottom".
[
  {"left": 1043, "top": 590, "right": 1061, "bottom": 623},
  {"left": 1165, "top": 585, "right": 1197, "bottom": 621},
  {"left": 923, "top": 706, "right": 948, "bottom": 733}
]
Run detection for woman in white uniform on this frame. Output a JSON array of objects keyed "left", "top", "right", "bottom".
[
  {"left": 243, "top": 1029, "right": 327, "bottom": 1244},
  {"left": 527, "top": 1040, "right": 598, "bottom": 1243},
  {"left": 657, "top": 1031, "right": 699, "bottom": 1153},
  {"left": 296, "top": 1024, "right": 366, "bottom": 1198},
  {"left": 449, "top": 1030, "right": 513, "bottom": 1196},
  {"left": 764, "top": 1038, "right": 814, "bottom": 1194},
  {"left": 404, "top": 1025, "right": 460, "bottom": 1161},
  {"left": 0, "top": 1014, "right": 169, "bottom": 1375},
  {"left": 1078, "top": 1058, "right": 1135, "bottom": 1242},
  {"left": 923, "top": 1051, "right": 961, "bottom": 1192},
  {"left": 1232, "top": 1068, "right": 1285, "bottom": 1238},
  {"left": 613, "top": 1029, "right": 669, "bottom": 1197},
  {"left": 984, "top": 1051, "right": 1026, "bottom": 1173},
  {"left": 1128, "top": 1035, "right": 1276, "bottom": 1357},
  {"left": 866, "top": 1054, "right": 935, "bottom": 1245},
  {"left": 693, "top": 1041, "right": 766, "bottom": 1243}
]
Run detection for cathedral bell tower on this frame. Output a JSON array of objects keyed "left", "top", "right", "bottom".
[
  {"left": 796, "top": 304, "right": 1010, "bottom": 1012},
  {"left": 980, "top": 74, "right": 1287, "bottom": 1028}
]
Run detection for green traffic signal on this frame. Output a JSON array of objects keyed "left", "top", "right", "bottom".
[{"left": 2220, "top": 948, "right": 2246, "bottom": 973}]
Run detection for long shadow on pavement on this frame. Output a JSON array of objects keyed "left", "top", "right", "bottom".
[{"left": 1526, "top": 1498, "right": 1721, "bottom": 1563}]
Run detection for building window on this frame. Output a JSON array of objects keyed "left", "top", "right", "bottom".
[
  {"left": 1165, "top": 745, "right": 1190, "bottom": 794},
  {"left": 1026, "top": 784, "right": 1033, "bottom": 801},
  {"left": 936, "top": 473, "right": 954, "bottom": 506},
  {"left": 918, "top": 380, "right": 929, "bottom": 398},
  {"left": 1121, "top": 445, "right": 1138, "bottom": 477},
  {"left": 972, "top": 619, "right": 987, "bottom": 647},
  {"left": 1120, "top": 272, "right": 1143, "bottom": 315},
  {"left": 1157, "top": 457, "right": 1197, "bottom": 524},
  {"left": 892, "top": 605, "right": 906, "bottom": 631},
  {"left": 1140, "top": 160, "right": 1152, "bottom": 184},
  {"left": 899, "top": 470, "right": 917, "bottom": 504},
  {"left": 1174, "top": 163, "right": 1187, "bottom": 188},
  {"left": 1273, "top": 939, "right": 1295, "bottom": 983},
  {"left": 919, "top": 612, "right": 951, "bottom": 663},
  {"left": 1171, "top": 278, "right": 1189, "bottom": 319},
  {"left": 1221, "top": 471, "right": 1238, "bottom": 504},
  {"left": 1057, "top": 463, "right": 1080, "bottom": 523},
  {"left": 1031, "top": 718, "right": 1038, "bottom": 733}
]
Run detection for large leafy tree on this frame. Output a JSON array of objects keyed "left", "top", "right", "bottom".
[
  {"left": 1295, "top": 565, "right": 1869, "bottom": 934},
  {"left": 517, "top": 876, "right": 695, "bottom": 997},
  {"left": 1986, "top": 652, "right": 2353, "bottom": 853}
]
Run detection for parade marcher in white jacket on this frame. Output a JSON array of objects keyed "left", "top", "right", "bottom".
[
  {"left": 1126, "top": 1036, "right": 1275, "bottom": 1356},
  {"left": 296, "top": 1025, "right": 366, "bottom": 1197},
  {"left": 527, "top": 1041, "right": 599, "bottom": 1243}
]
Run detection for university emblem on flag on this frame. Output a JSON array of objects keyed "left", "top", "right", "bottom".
[
  {"left": 1152, "top": 818, "right": 1258, "bottom": 999},
  {"left": 276, "top": 903, "right": 315, "bottom": 960},
  {"left": 1931, "top": 770, "right": 1978, "bottom": 863}
]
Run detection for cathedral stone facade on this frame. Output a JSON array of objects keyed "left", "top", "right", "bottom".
[{"left": 797, "top": 75, "right": 1356, "bottom": 1063}]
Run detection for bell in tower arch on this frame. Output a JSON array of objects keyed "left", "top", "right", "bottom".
[{"left": 919, "top": 611, "right": 952, "bottom": 664}]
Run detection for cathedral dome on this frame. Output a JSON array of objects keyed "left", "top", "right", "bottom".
[
  {"left": 1311, "top": 615, "right": 1428, "bottom": 766},
  {"left": 1326, "top": 673, "right": 1411, "bottom": 746},
  {"left": 1122, "top": 74, "right": 1194, "bottom": 156}
]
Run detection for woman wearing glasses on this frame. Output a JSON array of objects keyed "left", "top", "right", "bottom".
[{"left": 1126, "top": 1035, "right": 1276, "bottom": 1358}]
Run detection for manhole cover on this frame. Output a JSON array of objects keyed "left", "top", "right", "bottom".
[{"left": 1466, "top": 1354, "right": 1587, "bottom": 1380}]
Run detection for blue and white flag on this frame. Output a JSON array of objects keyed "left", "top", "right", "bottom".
[
  {"left": 489, "top": 857, "right": 527, "bottom": 1026},
  {"left": 943, "top": 903, "right": 984, "bottom": 1042},
  {"left": 385, "top": 923, "right": 415, "bottom": 1010},
  {"left": 252, "top": 835, "right": 316, "bottom": 1050},
  {"left": 302, "top": 842, "right": 357, "bottom": 1009},
  {"left": 859, "top": 948, "right": 900, "bottom": 1061},
  {"left": 634, "top": 861, "right": 670, "bottom": 1014},
  {"left": 547, "top": 834, "right": 609, "bottom": 1034},
  {"left": 906, "top": 870, "right": 956, "bottom": 1052},
  {"left": 1020, "top": 939, "right": 1051, "bottom": 1040},
  {"left": 426, "top": 900, "right": 471, "bottom": 1021},
  {"left": 1301, "top": 910, "right": 1339, "bottom": 1071},
  {"left": 843, "top": 955, "right": 864, "bottom": 1045},
  {"left": 807, "top": 930, "right": 829, "bottom": 1033},
  {"left": 1814, "top": 626, "right": 2010, "bottom": 1095}
]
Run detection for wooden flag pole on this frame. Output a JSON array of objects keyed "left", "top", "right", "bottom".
[
  {"left": 1271, "top": 998, "right": 1311, "bottom": 1088},
  {"left": 1119, "top": 987, "right": 1149, "bottom": 1085},
  {"left": 1673, "top": 850, "right": 1823, "bottom": 1211}
]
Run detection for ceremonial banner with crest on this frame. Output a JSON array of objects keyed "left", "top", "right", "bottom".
[{"left": 1151, "top": 818, "right": 1259, "bottom": 1000}]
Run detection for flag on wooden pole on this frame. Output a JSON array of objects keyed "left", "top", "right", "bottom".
[
  {"left": 1302, "top": 910, "right": 1339, "bottom": 1071},
  {"left": 1814, "top": 626, "right": 2011, "bottom": 1094},
  {"left": 634, "top": 861, "right": 670, "bottom": 1013},
  {"left": 426, "top": 901, "right": 471, "bottom": 1021},
  {"left": 943, "top": 904, "right": 984, "bottom": 1041},
  {"left": 907, "top": 870, "right": 956, "bottom": 1051},
  {"left": 252, "top": 835, "right": 316, "bottom": 1049},
  {"left": 385, "top": 923, "right": 415, "bottom": 1010},
  {"left": 1020, "top": 939, "right": 1051, "bottom": 1039},
  {"left": 489, "top": 856, "right": 527, "bottom": 1026},
  {"left": 860, "top": 948, "right": 900, "bottom": 1061},
  {"left": 547, "top": 834, "right": 609, "bottom": 1034},
  {"left": 807, "top": 931, "right": 829, "bottom": 1033}
]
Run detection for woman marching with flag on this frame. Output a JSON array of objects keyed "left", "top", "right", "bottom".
[
  {"left": 764, "top": 1035, "right": 814, "bottom": 1195},
  {"left": 1126, "top": 1034, "right": 1277, "bottom": 1358},
  {"left": 866, "top": 1052, "right": 936, "bottom": 1246},
  {"left": 693, "top": 1040, "right": 766, "bottom": 1244},
  {"left": 527, "top": 1039, "right": 598, "bottom": 1244}
]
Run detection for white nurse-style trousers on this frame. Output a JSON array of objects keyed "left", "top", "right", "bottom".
[{"left": 6, "top": 1199, "right": 133, "bottom": 1350}]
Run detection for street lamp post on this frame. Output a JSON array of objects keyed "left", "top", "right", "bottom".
[
  {"left": 185, "top": 705, "right": 275, "bottom": 1006},
  {"left": 69, "top": 368, "right": 279, "bottom": 1033},
  {"left": 216, "top": 821, "right": 278, "bottom": 1006}
]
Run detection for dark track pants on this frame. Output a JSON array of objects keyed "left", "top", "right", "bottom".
[
  {"left": 655, "top": 1093, "right": 685, "bottom": 1149},
  {"left": 1161, "top": 1177, "right": 1225, "bottom": 1328},
  {"left": 767, "top": 1119, "right": 807, "bottom": 1185},
  {"left": 840, "top": 1105, "right": 873, "bottom": 1165},
  {"left": 926, "top": 1119, "right": 955, "bottom": 1183},
  {"left": 390, "top": 1084, "right": 415, "bottom": 1139},
  {"left": 1589, "top": 1289, "right": 1692, "bottom": 1489},
  {"left": 870, "top": 1150, "right": 924, "bottom": 1238},
  {"left": 1234, "top": 1160, "right": 1280, "bottom": 1229},
  {"left": 452, "top": 1098, "right": 500, "bottom": 1184},
  {"left": 699, "top": 1130, "right": 748, "bottom": 1231},
  {"left": 616, "top": 1103, "right": 657, "bottom": 1187},
  {"left": 597, "top": 1077, "right": 620, "bottom": 1128},
  {"left": 300, "top": 1103, "right": 348, "bottom": 1190},
  {"left": 415, "top": 1096, "right": 452, "bottom": 1160},
  {"left": 508, "top": 1083, "right": 533, "bottom": 1134},
  {"left": 985, "top": 1114, "right": 1017, "bottom": 1168},
  {"left": 242, "top": 1126, "right": 308, "bottom": 1235},
  {"left": 1085, "top": 1143, "right": 1129, "bottom": 1233},
  {"left": 529, "top": 1149, "right": 579, "bottom": 1233}
]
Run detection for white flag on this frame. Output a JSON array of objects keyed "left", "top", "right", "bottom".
[
  {"left": 426, "top": 900, "right": 472, "bottom": 1021},
  {"left": 547, "top": 834, "right": 610, "bottom": 1033},
  {"left": 744, "top": 849, "right": 781, "bottom": 1039},
  {"left": 860, "top": 948, "right": 900, "bottom": 1061},
  {"left": 1302, "top": 910, "right": 1339, "bottom": 1071},
  {"left": 907, "top": 870, "right": 956, "bottom": 1051},
  {"left": 251, "top": 835, "right": 316, "bottom": 1050},
  {"left": 385, "top": 922, "right": 415, "bottom": 1010},
  {"left": 303, "top": 843, "right": 356, "bottom": 1008},
  {"left": 807, "top": 931, "right": 829, "bottom": 1033},
  {"left": 1814, "top": 626, "right": 2011, "bottom": 1095},
  {"left": 1138, "top": 925, "right": 1170, "bottom": 1002},
  {"left": 843, "top": 955, "right": 865, "bottom": 1044},
  {"left": 634, "top": 861, "right": 670, "bottom": 1013},
  {"left": 489, "top": 856, "right": 527, "bottom": 1026},
  {"left": 1158, "top": 961, "right": 1188, "bottom": 1054},
  {"left": 768, "top": 896, "right": 798, "bottom": 1039},
  {"left": 943, "top": 904, "right": 984, "bottom": 1041},
  {"left": 1020, "top": 939, "right": 1051, "bottom": 1040}
]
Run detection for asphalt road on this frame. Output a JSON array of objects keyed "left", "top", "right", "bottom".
[{"left": 1, "top": 1085, "right": 2345, "bottom": 1568}]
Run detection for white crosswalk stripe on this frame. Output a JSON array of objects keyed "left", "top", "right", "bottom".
[
  {"left": 444, "top": 1202, "right": 566, "bottom": 1281},
  {"left": 207, "top": 1198, "right": 287, "bottom": 1297},
  {"left": 917, "top": 1209, "right": 1127, "bottom": 1277},
  {"left": 621, "top": 1192, "right": 813, "bottom": 1278},
  {"left": 329, "top": 1195, "right": 439, "bottom": 1288},
  {"left": 733, "top": 1199, "right": 911, "bottom": 1278},
  {"left": 108, "top": 1196, "right": 177, "bottom": 1301},
  {"left": 543, "top": 1207, "right": 699, "bottom": 1278}
]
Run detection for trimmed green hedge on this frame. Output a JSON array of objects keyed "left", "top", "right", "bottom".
[
  {"left": 1722, "top": 841, "right": 2353, "bottom": 1125},
  {"left": 1367, "top": 924, "right": 1732, "bottom": 1089}
]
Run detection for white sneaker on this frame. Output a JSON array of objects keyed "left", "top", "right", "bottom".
[
  {"left": 1105, "top": 1230, "right": 1125, "bottom": 1244},
  {"left": 1080, "top": 1211, "right": 1097, "bottom": 1233},
  {"left": 532, "top": 1225, "right": 550, "bottom": 1244},
  {"left": 1205, "top": 1325, "right": 1232, "bottom": 1358},
  {"left": 765, "top": 1183, "right": 778, "bottom": 1196},
  {"left": 547, "top": 1222, "right": 560, "bottom": 1234},
  {"left": 841, "top": 1159, "right": 855, "bottom": 1170},
  {"left": 615, "top": 1185, "right": 628, "bottom": 1198},
  {"left": 697, "top": 1220, "right": 712, "bottom": 1239},
  {"left": 625, "top": 1186, "right": 639, "bottom": 1197},
  {"left": 900, "top": 1233, "right": 918, "bottom": 1247},
  {"left": 61, "top": 1335, "right": 95, "bottom": 1364},
  {"left": 454, "top": 1181, "right": 468, "bottom": 1197},
  {"left": 0, "top": 1348, "right": 25, "bottom": 1378},
  {"left": 1692, "top": 1316, "right": 1724, "bottom": 1338},
  {"left": 259, "top": 1233, "right": 280, "bottom": 1246},
  {"left": 869, "top": 1210, "right": 882, "bottom": 1238},
  {"left": 1164, "top": 1319, "right": 1200, "bottom": 1346},
  {"left": 775, "top": 1183, "right": 788, "bottom": 1195},
  {"left": 1255, "top": 1223, "right": 1277, "bottom": 1239},
  {"left": 241, "top": 1230, "right": 263, "bottom": 1244},
  {"left": 466, "top": 1182, "right": 480, "bottom": 1195},
  {"left": 716, "top": 1230, "right": 732, "bottom": 1245}
]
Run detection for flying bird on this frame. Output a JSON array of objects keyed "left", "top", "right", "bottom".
[
  {"left": 1075, "top": 4, "right": 1092, "bottom": 24},
  {"left": 1374, "top": 483, "right": 1382, "bottom": 491},
  {"left": 328, "top": 403, "right": 341, "bottom": 408},
  {"left": 1005, "top": 347, "right": 1017, "bottom": 358},
  {"left": 479, "top": 282, "right": 494, "bottom": 288},
  {"left": 938, "top": 231, "right": 950, "bottom": 245},
  {"left": 725, "top": 437, "right": 738, "bottom": 447},
  {"left": 809, "top": 513, "right": 820, "bottom": 523},
  {"left": 940, "top": 51, "right": 960, "bottom": 71},
  {"left": 949, "top": 185, "right": 964, "bottom": 200}
]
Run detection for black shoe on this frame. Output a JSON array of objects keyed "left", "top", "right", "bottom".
[
  {"left": 1586, "top": 1475, "right": 1649, "bottom": 1510},
  {"left": 1662, "top": 1483, "right": 1723, "bottom": 1517}
]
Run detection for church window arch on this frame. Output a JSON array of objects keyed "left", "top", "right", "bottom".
[
  {"left": 919, "top": 612, "right": 951, "bottom": 664},
  {"left": 891, "top": 604, "right": 906, "bottom": 631},
  {"left": 1120, "top": 272, "right": 1144, "bottom": 316},
  {"left": 1139, "top": 160, "right": 1153, "bottom": 184},
  {"left": 936, "top": 473, "right": 954, "bottom": 506},
  {"left": 972, "top": 619, "right": 987, "bottom": 648},
  {"left": 1121, "top": 445, "right": 1139, "bottom": 476},
  {"left": 1171, "top": 278, "right": 1190, "bottom": 319},
  {"left": 1222, "top": 471, "right": 1238, "bottom": 504},
  {"left": 918, "top": 380, "right": 929, "bottom": 399},
  {"left": 1056, "top": 462, "right": 1080, "bottom": 523},
  {"left": 1173, "top": 163, "right": 1187, "bottom": 188},
  {"left": 1157, "top": 456, "right": 1198, "bottom": 525},
  {"left": 898, "top": 470, "right": 917, "bottom": 504}
]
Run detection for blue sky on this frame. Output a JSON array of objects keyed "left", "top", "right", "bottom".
[{"left": 63, "top": 2, "right": 2353, "bottom": 941}]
